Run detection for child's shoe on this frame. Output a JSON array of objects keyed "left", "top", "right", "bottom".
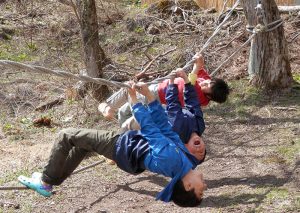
[{"left": 18, "top": 172, "right": 53, "bottom": 197}]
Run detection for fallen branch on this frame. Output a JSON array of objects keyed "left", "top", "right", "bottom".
[
  {"left": 288, "top": 30, "right": 300, "bottom": 43},
  {"left": 0, "top": 200, "right": 20, "bottom": 209},
  {"left": 235, "top": 6, "right": 300, "bottom": 13},
  {"left": 273, "top": 106, "right": 298, "bottom": 111},
  {"left": 278, "top": 5, "right": 300, "bottom": 13},
  {"left": 0, "top": 160, "right": 105, "bottom": 191},
  {"left": 215, "top": 31, "right": 245, "bottom": 52},
  {"left": 35, "top": 97, "right": 65, "bottom": 111},
  {"left": 136, "top": 47, "right": 176, "bottom": 80}
]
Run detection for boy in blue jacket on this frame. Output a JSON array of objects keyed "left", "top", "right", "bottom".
[
  {"left": 18, "top": 82, "right": 207, "bottom": 207},
  {"left": 166, "top": 68, "right": 206, "bottom": 161},
  {"left": 120, "top": 68, "right": 207, "bottom": 162}
]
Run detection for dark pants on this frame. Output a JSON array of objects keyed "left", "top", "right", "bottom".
[{"left": 42, "top": 128, "right": 119, "bottom": 185}]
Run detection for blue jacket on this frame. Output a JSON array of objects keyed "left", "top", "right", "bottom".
[
  {"left": 114, "top": 100, "right": 197, "bottom": 202},
  {"left": 166, "top": 83, "right": 205, "bottom": 144}
]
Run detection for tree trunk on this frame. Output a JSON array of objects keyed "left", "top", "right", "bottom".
[
  {"left": 241, "top": 0, "right": 293, "bottom": 90},
  {"left": 76, "top": 0, "right": 109, "bottom": 100}
]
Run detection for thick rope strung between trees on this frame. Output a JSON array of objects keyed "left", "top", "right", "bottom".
[
  {"left": 0, "top": 1, "right": 242, "bottom": 191},
  {"left": 0, "top": 0, "right": 284, "bottom": 191},
  {"left": 0, "top": 0, "right": 283, "bottom": 89},
  {"left": 149, "top": 0, "right": 242, "bottom": 84},
  {"left": 0, "top": 0, "right": 242, "bottom": 89},
  {"left": 0, "top": 60, "right": 131, "bottom": 88}
]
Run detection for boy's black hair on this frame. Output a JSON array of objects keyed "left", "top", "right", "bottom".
[
  {"left": 171, "top": 179, "right": 203, "bottom": 207},
  {"left": 210, "top": 78, "right": 230, "bottom": 103}
]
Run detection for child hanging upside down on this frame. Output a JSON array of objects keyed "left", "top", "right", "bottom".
[
  {"left": 98, "top": 53, "right": 229, "bottom": 127},
  {"left": 18, "top": 82, "right": 207, "bottom": 207}
]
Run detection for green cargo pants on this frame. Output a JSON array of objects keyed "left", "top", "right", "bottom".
[{"left": 42, "top": 128, "right": 119, "bottom": 185}]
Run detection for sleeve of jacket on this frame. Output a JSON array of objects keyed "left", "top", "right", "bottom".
[
  {"left": 165, "top": 84, "right": 184, "bottom": 132},
  {"left": 147, "top": 100, "right": 178, "bottom": 140},
  {"left": 184, "top": 83, "right": 205, "bottom": 135},
  {"left": 132, "top": 102, "right": 169, "bottom": 150}
]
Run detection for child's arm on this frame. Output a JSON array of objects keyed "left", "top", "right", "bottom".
[
  {"left": 134, "top": 82, "right": 177, "bottom": 139},
  {"left": 191, "top": 53, "right": 205, "bottom": 75},
  {"left": 165, "top": 69, "right": 185, "bottom": 126},
  {"left": 184, "top": 83, "right": 205, "bottom": 135},
  {"left": 128, "top": 83, "right": 170, "bottom": 149},
  {"left": 189, "top": 53, "right": 210, "bottom": 83}
]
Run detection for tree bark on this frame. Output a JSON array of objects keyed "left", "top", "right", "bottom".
[
  {"left": 241, "top": 0, "right": 293, "bottom": 90},
  {"left": 76, "top": 0, "right": 109, "bottom": 100}
]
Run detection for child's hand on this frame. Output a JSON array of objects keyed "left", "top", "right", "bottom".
[
  {"left": 169, "top": 70, "right": 176, "bottom": 84},
  {"left": 134, "top": 82, "right": 156, "bottom": 103},
  {"left": 127, "top": 82, "right": 138, "bottom": 104},
  {"left": 175, "top": 68, "right": 189, "bottom": 84},
  {"left": 192, "top": 53, "right": 204, "bottom": 74}
]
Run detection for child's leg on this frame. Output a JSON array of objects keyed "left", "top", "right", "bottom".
[
  {"left": 118, "top": 102, "right": 133, "bottom": 126},
  {"left": 42, "top": 128, "right": 119, "bottom": 185},
  {"left": 148, "top": 84, "right": 160, "bottom": 102},
  {"left": 118, "top": 84, "right": 160, "bottom": 131},
  {"left": 98, "top": 88, "right": 128, "bottom": 119}
]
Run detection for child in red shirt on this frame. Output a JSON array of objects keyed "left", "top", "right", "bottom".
[{"left": 99, "top": 54, "right": 229, "bottom": 123}]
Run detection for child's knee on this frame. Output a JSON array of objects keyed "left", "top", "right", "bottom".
[{"left": 57, "top": 128, "right": 77, "bottom": 142}]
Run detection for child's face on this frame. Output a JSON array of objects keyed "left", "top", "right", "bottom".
[
  {"left": 185, "top": 132, "right": 206, "bottom": 161},
  {"left": 200, "top": 79, "right": 212, "bottom": 97},
  {"left": 182, "top": 170, "right": 207, "bottom": 199}
]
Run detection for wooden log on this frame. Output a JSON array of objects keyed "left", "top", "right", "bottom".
[
  {"left": 235, "top": 6, "right": 300, "bottom": 13},
  {"left": 277, "top": 6, "right": 300, "bottom": 13}
]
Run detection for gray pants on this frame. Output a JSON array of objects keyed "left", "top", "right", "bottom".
[
  {"left": 108, "top": 84, "right": 160, "bottom": 126},
  {"left": 42, "top": 128, "right": 119, "bottom": 185}
]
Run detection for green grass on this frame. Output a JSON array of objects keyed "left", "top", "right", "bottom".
[
  {"left": 134, "top": 26, "right": 144, "bottom": 33},
  {"left": 276, "top": 138, "right": 300, "bottom": 163},
  {"left": 0, "top": 42, "right": 34, "bottom": 62},
  {"left": 265, "top": 188, "right": 289, "bottom": 201},
  {"left": 0, "top": 168, "right": 31, "bottom": 185},
  {"left": 295, "top": 196, "right": 300, "bottom": 209},
  {"left": 293, "top": 73, "right": 300, "bottom": 83}
]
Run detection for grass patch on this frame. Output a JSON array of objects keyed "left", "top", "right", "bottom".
[
  {"left": 265, "top": 188, "right": 289, "bottom": 202},
  {"left": 293, "top": 73, "right": 300, "bottom": 83},
  {"left": 295, "top": 196, "right": 300, "bottom": 209},
  {"left": 0, "top": 42, "right": 35, "bottom": 62},
  {"left": 276, "top": 139, "right": 300, "bottom": 163},
  {"left": 0, "top": 169, "right": 31, "bottom": 185}
]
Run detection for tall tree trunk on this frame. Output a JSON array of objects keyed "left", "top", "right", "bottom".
[
  {"left": 76, "top": 0, "right": 109, "bottom": 100},
  {"left": 241, "top": 0, "right": 293, "bottom": 90}
]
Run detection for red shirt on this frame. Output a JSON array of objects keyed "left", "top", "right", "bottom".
[{"left": 158, "top": 68, "right": 211, "bottom": 107}]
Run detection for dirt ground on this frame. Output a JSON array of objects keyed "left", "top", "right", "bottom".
[{"left": 0, "top": 1, "right": 299, "bottom": 212}]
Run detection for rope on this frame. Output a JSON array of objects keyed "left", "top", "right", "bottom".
[
  {"left": 147, "top": 0, "right": 241, "bottom": 84},
  {"left": 210, "top": 33, "right": 256, "bottom": 77},
  {"left": 0, "top": 0, "right": 243, "bottom": 87},
  {"left": 210, "top": 0, "right": 284, "bottom": 77},
  {"left": 0, "top": 0, "right": 242, "bottom": 87},
  {"left": 0, "top": 160, "right": 105, "bottom": 191},
  {"left": 199, "top": 0, "right": 241, "bottom": 54},
  {"left": 0, "top": 60, "right": 130, "bottom": 89}
]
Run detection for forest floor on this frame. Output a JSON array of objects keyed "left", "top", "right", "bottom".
[{"left": 0, "top": 1, "right": 299, "bottom": 212}]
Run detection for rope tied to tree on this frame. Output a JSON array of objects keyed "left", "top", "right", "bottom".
[
  {"left": 147, "top": 0, "right": 241, "bottom": 82},
  {"left": 0, "top": 0, "right": 248, "bottom": 89}
]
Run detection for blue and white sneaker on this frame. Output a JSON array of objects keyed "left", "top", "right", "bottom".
[{"left": 18, "top": 172, "right": 53, "bottom": 197}]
